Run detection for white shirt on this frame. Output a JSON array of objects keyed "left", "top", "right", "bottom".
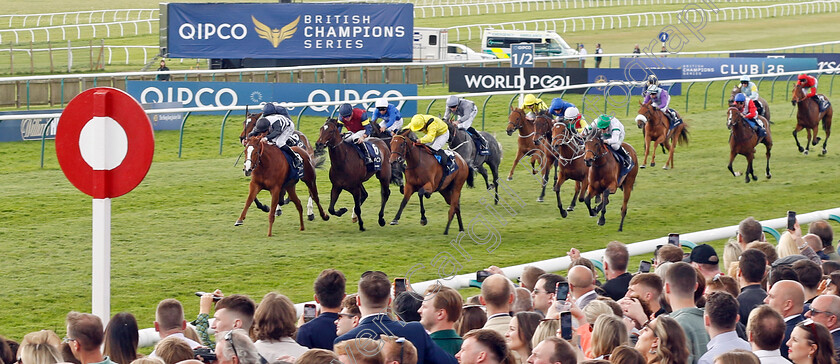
[
  {"left": 254, "top": 337, "right": 308, "bottom": 362},
  {"left": 753, "top": 349, "right": 792, "bottom": 364},
  {"left": 579, "top": 48, "right": 588, "bottom": 60},
  {"left": 783, "top": 314, "right": 801, "bottom": 322}
]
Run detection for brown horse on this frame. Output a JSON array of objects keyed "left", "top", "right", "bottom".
[
  {"left": 315, "top": 118, "right": 393, "bottom": 231},
  {"left": 235, "top": 137, "right": 329, "bottom": 236},
  {"left": 729, "top": 86, "right": 771, "bottom": 122},
  {"left": 791, "top": 82, "right": 833, "bottom": 155},
  {"left": 389, "top": 130, "right": 473, "bottom": 235},
  {"left": 548, "top": 121, "right": 589, "bottom": 217},
  {"left": 634, "top": 101, "right": 689, "bottom": 169},
  {"left": 505, "top": 108, "right": 542, "bottom": 181},
  {"left": 582, "top": 130, "right": 639, "bottom": 232},
  {"left": 530, "top": 114, "right": 561, "bottom": 203},
  {"left": 726, "top": 107, "right": 772, "bottom": 183}
]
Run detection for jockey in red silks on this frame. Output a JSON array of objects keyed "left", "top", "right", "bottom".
[
  {"left": 733, "top": 93, "right": 766, "bottom": 143},
  {"left": 798, "top": 74, "right": 818, "bottom": 98}
]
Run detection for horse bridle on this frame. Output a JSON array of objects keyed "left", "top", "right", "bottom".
[
  {"left": 244, "top": 140, "right": 264, "bottom": 172},
  {"left": 584, "top": 133, "right": 610, "bottom": 163},
  {"left": 509, "top": 110, "right": 536, "bottom": 138},
  {"left": 321, "top": 121, "right": 341, "bottom": 149},
  {"left": 391, "top": 134, "right": 415, "bottom": 169},
  {"left": 551, "top": 122, "right": 585, "bottom": 166}
]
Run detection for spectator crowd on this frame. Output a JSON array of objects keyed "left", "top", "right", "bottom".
[{"left": 2, "top": 217, "right": 840, "bottom": 364}]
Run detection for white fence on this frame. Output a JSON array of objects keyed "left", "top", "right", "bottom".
[
  {"left": 448, "top": 0, "right": 840, "bottom": 41},
  {"left": 0, "top": 19, "right": 156, "bottom": 44},
  {"left": 0, "top": 9, "right": 158, "bottom": 29},
  {"left": 414, "top": 0, "right": 789, "bottom": 17},
  {"left": 0, "top": 44, "right": 157, "bottom": 65},
  {"left": 340, "top": 0, "right": 781, "bottom": 5}
]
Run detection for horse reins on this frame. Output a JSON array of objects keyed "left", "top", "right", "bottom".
[
  {"left": 552, "top": 122, "right": 585, "bottom": 166},
  {"left": 511, "top": 110, "right": 537, "bottom": 139},
  {"left": 391, "top": 135, "right": 418, "bottom": 170}
]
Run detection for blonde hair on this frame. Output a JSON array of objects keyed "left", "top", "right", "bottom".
[
  {"left": 334, "top": 339, "right": 383, "bottom": 364},
  {"left": 530, "top": 319, "right": 559, "bottom": 349},
  {"left": 776, "top": 232, "right": 800, "bottom": 258},
  {"left": 18, "top": 330, "right": 62, "bottom": 364},
  {"left": 722, "top": 240, "right": 743, "bottom": 276},
  {"left": 131, "top": 357, "right": 165, "bottom": 364},
  {"left": 714, "top": 349, "right": 760, "bottom": 364},
  {"left": 582, "top": 300, "right": 615, "bottom": 325},
  {"left": 154, "top": 337, "right": 194, "bottom": 364},
  {"left": 590, "top": 315, "right": 628, "bottom": 358}
]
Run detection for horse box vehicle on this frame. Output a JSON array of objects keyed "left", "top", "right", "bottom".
[
  {"left": 481, "top": 29, "right": 578, "bottom": 58},
  {"left": 413, "top": 28, "right": 496, "bottom": 61}
]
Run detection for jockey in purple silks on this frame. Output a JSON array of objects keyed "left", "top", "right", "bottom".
[{"left": 643, "top": 85, "right": 681, "bottom": 130}]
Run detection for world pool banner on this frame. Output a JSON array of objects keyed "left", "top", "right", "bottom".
[
  {"left": 448, "top": 68, "right": 588, "bottom": 93},
  {"left": 586, "top": 68, "right": 682, "bottom": 96},
  {"left": 619, "top": 57, "right": 817, "bottom": 78},
  {"left": 125, "top": 81, "right": 418, "bottom": 116},
  {"left": 166, "top": 3, "right": 413, "bottom": 59},
  {"left": 729, "top": 53, "right": 840, "bottom": 74}
]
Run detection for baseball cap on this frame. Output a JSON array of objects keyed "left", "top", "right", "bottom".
[{"left": 689, "top": 244, "right": 719, "bottom": 265}]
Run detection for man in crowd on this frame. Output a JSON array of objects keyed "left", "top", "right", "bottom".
[
  {"left": 746, "top": 305, "right": 789, "bottom": 364},
  {"left": 481, "top": 274, "right": 515, "bottom": 336},
  {"left": 764, "top": 280, "right": 806, "bottom": 360},
  {"left": 698, "top": 292, "right": 750, "bottom": 364},
  {"left": 297, "top": 269, "right": 346, "bottom": 350},
  {"left": 513, "top": 287, "right": 534, "bottom": 313},
  {"left": 215, "top": 330, "right": 262, "bottom": 364},
  {"left": 625, "top": 273, "right": 666, "bottom": 317},
  {"left": 196, "top": 292, "right": 255, "bottom": 348},
  {"left": 155, "top": 299, "right": 201, "bottom": 350},
  {"left": 738, "top": 217, "right": 765, "bottom": 250},
  {"left": 568, "top": 266, "right": 597, "bottom": 309},
  {"left": 334, "top": 271, "right": 456, "bottom": 364},
  {"left": 738, "top": 249, "right": 768, "bottom": 326},
  {"left": 804, "top": 294, "right": 840, "bottom": 350},
  {"left": 335, "top": 294, "right": 361, "bottom": 337},
  {"left": 690, "top": 244, "right": 722, "bottom": 281},
  {"left": 418, "top": 286, "right": 464, "bottom": 356},
  {"left": 655, "top": 244, "right": 685, "bottom": 266},
  {"left": 519, "top": 266, "right": 546, "bottom": 291},
  {"left": 455, "top": 329, "right": 511, "bottom": 364},
  {"left": 664, "top": 262, "right": 710, "bottom": 364},
  {"left": 601, "top": 241, "right": 632, "bottom": 300},
  {"left": 792, "top": 260, "right": 823, "bottom": 304},
  {"left": 66, "top": 312, "right": 114, "bottom": 364},
  {"left": 532, "top": 274, "right": 565, "bottom": 316},
  {"left": 526, "top": 337, "right": 577, "bottom": 364},
  {"left": 809, "top": 220, "right": 839, "bottom": 260}
]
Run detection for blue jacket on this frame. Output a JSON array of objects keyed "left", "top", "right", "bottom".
[
  {"left": 334, "top": 314, "right": 457, "bottom": 364},
  {"left": 295, "top": 312, "right": 338, "bottom": 350},
  {"left": 549, "top": 98, "right": 576, "bottom": 118},
  {"left": 371, "top": 104, "right": 402, "bottom": 128}
]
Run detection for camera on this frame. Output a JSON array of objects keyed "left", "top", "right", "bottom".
[
  {"left": 476, "top": 270, "right": 492, "bottom": 282},
  {"left": 194, "top": 347, "right": 217, "bottom": 363}
]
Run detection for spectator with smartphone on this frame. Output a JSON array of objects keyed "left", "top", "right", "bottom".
[
  {"left": 738, "top": 217, "right": 766, "bottom": 251},
  {"left": 194, "top": 292, "right": 256, "bottom": 349},
  {"left": 296, "top": 269, "right": 346, "bottom": 350},
  {"left": 655, "top": 245, "right": 685, "bottom": 267},
  {"left": 793, "top": 260, "right": 823, "bottom": 304},
  {"left": 568, "top": 266, "right": 597, "bottom": 309},
  {"left": 601, "top": 241, "right": 633, "bottom": 301},
  {"left": 481, "top": 274, "right": 516, "bottom": 336},
  {"left": 65, "top": 312, "right": 115, "bottom": 364},
  {"left": 393, "top": 292, "right": 424, "bottom": 322},
  {"left": 690, "top": 245, "right": 722, "bottom": 281},
  {"left": 335, "top": 294, "right": 361, "bottom": 337},
  {"left": 418, "top": 286, "right": 464, "bottom": 356},
  {"left": 738, "top": 249, "right": 769, "bottom": 326},
  {"left": 663, "top": 262, "right": 710, "bottom": 364},
  {"left": 252, "top": 292, "right": 308, "bottom": 361},
  {"left": 764, "top": 280, "right": 806, "bottom": 360},
  {"left": 625, "top": 273, "right": 666, "bottom": 318},
  {"left": 532, "top": 274, "right": 565, "bottom": 316},
  {"left": 697, "top": 292, "right": 751, "bottom": 364},
  {"left": 809, "top": 220, "right": 839, "bottom": 260}
]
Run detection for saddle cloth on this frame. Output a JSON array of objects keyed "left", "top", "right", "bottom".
[
  {"left": 346, "top": 140, "right": 382, "bottom": 172},
  {"left": 279, "top": 148, "right": 304, "bottom": 182}
]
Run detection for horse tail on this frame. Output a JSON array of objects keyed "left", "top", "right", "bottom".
[
  {"left": 466, "top": 165, "right": 475, "bottom": 188},
  {"left": 678, "top": 126, "right": 690, "bottom": 146},
  {"left": 390, "top": 162, "right": 405, "bottom": 186},
  {"left": 312, "top": 154, "right": 326, "bottom": 169}
]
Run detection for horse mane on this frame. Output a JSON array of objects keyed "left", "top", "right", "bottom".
[{"left": 397, "top": 129, "right": 419, "bottom": 142}]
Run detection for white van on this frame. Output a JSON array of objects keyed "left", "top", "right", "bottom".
[
  {"left": 414, "top": 28, "right": 495, "bottom": 61},
  {"left": 481, "top": 29, "right": 578, "bottom": 59}
]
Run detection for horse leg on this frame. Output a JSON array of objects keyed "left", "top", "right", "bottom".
[
  {"left": 507, "top": 149, "right": 525, "bottom": 181},
  {"left": 441, "top": 190, "right": 455, "bottom": 235},
  {"left": 253, "top": 197, "right": 270, "bottom": 213},
  {"left": 811, "top": 125, "right": 822, "bottom": 146},
  {"left": 488, "top": 160, "right": 500, "bottom": 205},
  {"left": 745, "top": 154, "right": 754, "bottom": 183},
  {"left": 537, "top": 162, "right": 550, "bottom": 202},
  {"left": 235, "top": 183, "right": 260, "bottom": 226},
  {"left": 351, "top": 186, "right": 368, "bottom": 224},
  {"left": 649, "top": 138, "right": 657, "bottom": 168},
  {"left": 350, "top": 187, "right": 365, "bottom": 232},
  {"left": 328, "top": 186, "right": 347, "bottom": 217},
  {"left": 378, "top": 177, "right": 391, "bottom": 227},
  {"left": 822, "top": 113, "right": 831, "bottom": 155},
  {"left": 286, "top": 186, "right": 305, "bottom": 231},
  {"left": 477, "top": 164, "right": 490, "bottom": 191},
  {"left": 641, "top": 137, "right": 650, "bottom": 168},
  {"left": 419, "top": 194, "right": 428, "bottom": 226},
  {"left": 618, "top": 184, "right": 633, "bottom": 232},
  {"left": 793, "top": 124, "right": 805, "bottom": 153},
  {"left": 598, "top": 191, "right": 610, "bottom": 226},
  {"left": 765, "top": 142, "right": 772, "bottom": 179},
  {"left": 666, "top": 137, "right": 676, "bottom": 170},
  {"left": 568, "top": 181, "right": 580, "bottom": 211},
  {"left": 584, "top": 187, "right": 596, "bottom": 217},
  {"left": 267, "top": 187, "right": 283, "bottom": 236},
  {"left": 306, "top": 197, "right": 314, "bottom": 221},
  {"left": 727, "top": 150, "right": 738, "bottom": 177},
  {"left": 390, "top": 184, "right": 415, "bottom": 225},
  {"left": 555, "top": 175, "right": 568, "bottom": 218}
]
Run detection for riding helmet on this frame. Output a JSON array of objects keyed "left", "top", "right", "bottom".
[
  {"left": 410, "top": 114, "right": 426, "bottom": 128},
  {"left": 564, "top": 107, "right": 580, "bottom": 120},
  {"left": 740, "top": 75, "right": 750, "bottom": 83},
  {"left": 446, "top": 95, "right": 460, "bottom": 108},
  {"left": 647, "top": 85, "right": 659, "bottom": 94},
  {"left": 523, "top": 94, "right": 538, "bottom": 106},
  {"left": 734, "top": 93, "right": 747, "bottom": 102},
  {"left": 798, "top": 74, "right": 808, "bottom": 81},
  {"left": 254, "top": 117, "right": 271, "bottom": 134},
  {"left": 262, "top": 102, "right": 277, "bottom": 116},
  {"left": 597, "top": 114, "right": 612, "bottom": 129},
  {"left": 647, "top": 74, "right": 658, "bottom": 85},
  {"left": 375, "top": 98, "right": 388, "bottom": 109},
  {"left": 338, "top": 103, "right": 353, "bottom": 118}
]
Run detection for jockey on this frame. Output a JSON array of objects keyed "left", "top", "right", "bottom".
[
  {"left": 733, "top": 93, "right": 766, "bottom": 142},
  {"left": 337, "top": 103, "right": 374, "bottom": 165},
  {"left": 522, "top": 94, "right": 549, "bottom": 119},
  {"left": 548, "top": 97, "right": 576, "bottom": 121},
  {"left": 585, "top": 114, "right": 634, "bottom": 183},
  {"left": 371, "top": 98, "right": 402, "bottom": 135},
  {"left": 643, "top": 85, "right": 680, "bottom": 129},
  {"left": 797, "top": 74, "right": 827, "bottom": 111},
  {"left": 563, "top": 107, "right": 584, "bottom": 133},
  {"left": 249, "top": 104, "right": 302, "bottom": 171},
  {"left": 739, "top": 76, "right": 764, "bottom": 116},
  {"left": 646, "top": 74, "right": 660, "bottom": 88},
  {"left": 444, "top": 95, "right": 489, "bottom": 156},
  {"left": 408, "top": 114, "right": 451, "bottom": 163}
]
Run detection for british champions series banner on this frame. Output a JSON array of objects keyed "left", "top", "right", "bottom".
[
  {"left": 729, "top": 53, "right": 840, "bottom": 74},
  {"left": 619, "top": 57, "right": 817, "bottom": 78},
  {"left": 167, "top": 3, "right": 413, "bottom": 59}
]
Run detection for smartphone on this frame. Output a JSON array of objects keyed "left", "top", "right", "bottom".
[
  {"left": 560, "top": 311, "right": 573, "bottom": 340},
  {"left": 668, "top": 233, "right": 680, "bottom": 247},
  {"left": 394, "top": 277, "right": 407, "bottom": 295},
  {"left": 555, "top": 282, "right": 569, "bottom": 302},
  {"left": 639, "top": 260, "right": 652, "bottom": 273},
  {"left": 303, "top": 303, "right": 316, "bottom": 323},
  {"left": 787, "top": 211, "right": 796, "bottom": 231},
  {"left": 476, "top": 270, "right": 492, "bottom": 282},
  {"left": 195, "top": 292, "right": 222, "bottom": 301}
]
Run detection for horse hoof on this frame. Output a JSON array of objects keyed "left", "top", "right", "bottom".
[
  {"left": 766, "top": 173, "right": 772, "bottom": 179},
  {"left": 814, "top": 137, "right": 822, "bottom": 145},
  {"left": 799, "top": 146, "right": 805, "bottom": 152},
  {"left": 598, "top": 217, "right": 606, "bottom": 226},
  {"left": 567, "top": 206, "right": 575, "bottom": 212},
  {"left": 752, "top": 175, "right": 758, "bottom": 181},
  {"left": 308, "top": 214, "right": 315, "bottom": 221},
  {"left": 823, "top": 149, "right": 828, "bottom": 155},
  {"left": 537, "top": 197, "right": 544, "bottom": 203},
  {"left": 359, "top": 226, "right": 366, "bottom": 232},
  {"left": 323, "top": 215, "right": 330, "bottom": 221},
  {"left": 335, "top": 208, "right": 347, "bottom": 217},
  {"left": 389, "top": 220, "right": 399, "bottom": 225},
  {"left": 560, "top": 209, "right": 568, "bottom": 218},
  {"left": 379, "top": 218, "right": 386, "bottom": 227},
  {"left": 258, "top": 205, "right": 269, "bottom": 213},
  {"left": 420, "top": 218, "right": 428, "bottom": 226},
  {"left": 734, "top": 171, "right": 741, "bottom": 177},
  {"left": 234, "top": 220, "right": 244, "bottom": 226},
  {"left": 663, "top": 166, "right": 669, "bottom": 170},
  {"left": 275, "top": 209, "right": 282, "bottom": 217},
  {"left": 803, "top": 149, "right": 809, "bottom": 155},
  {"left": 639, "top": 164, "right": 646, "bottom": 169},
  {"left": 352, "top": 216, "right": 358, "bottom": 223},
  {"left": 507, "top": 176, "right": 514, "bottom": 181},
  {"left": 650, "top": 162, "right": 656, "bottom": 167}
]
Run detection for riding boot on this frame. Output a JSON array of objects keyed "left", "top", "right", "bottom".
[
  {"left": 468, "top": 127, "right": 491, "bottom": 156},
  {"left": 281, "top": 145, "right": 303, "bottom": 172},
  {"left": 362, "top": 144, "right": 373, "bottom": 165},
  {"left": 434, "top": 149, "right": 448, "bottom": 164}
]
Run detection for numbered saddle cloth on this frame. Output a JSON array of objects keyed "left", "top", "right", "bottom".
[
  {"left": 434, "top": 149, "right": 459, "bottom": 177},
  {"left": 348, "top": 141, "right": 382, "bottom": 172},
  {"left": 279, "top": 148, "right": 304, "bottom": 182}
]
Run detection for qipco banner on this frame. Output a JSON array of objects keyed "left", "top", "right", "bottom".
[
  {"left": 448, "top": 68, "right": 588, "bottom": 93},
  {"left": 125, "top": 81, "right": 417, "bottom": 116},
  {"left": 166, "top": 3, "right": 413, "bottom": 59}
]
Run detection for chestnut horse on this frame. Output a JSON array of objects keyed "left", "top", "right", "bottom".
[
  {"left": 389, "top": 130, "right": 473, "bottom": 235},
  {"left": 582, "top": 130, "right": 639, "bottom": 232},
  {"left": 726, "top": 107, "right": 772, "bottom": 183},
  {"left": 634, "top": 101, "right": 689, "bottom": 169},
  {"left": 729, "top": 86, "right": 771, "bottom": 122},
  {"left": 315, "top": 118, "right": 393, "bottom": 231},
  {"left": 505, "top": 108, "right": 542, "bottom": 181},
  {"left": 548, "top": 121, "right": 589, "bottom": 217},
  {"left": 531, "top": 114, "right": 561, "bottom": 203},
  {"left": 791, "top": 82, "right": 833, "bottom": 155},
  {"left": 236, "top": 136, "right": 329, "bottom": 236}
]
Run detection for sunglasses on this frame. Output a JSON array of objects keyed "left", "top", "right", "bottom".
[
  {"left": 377, "top": 107, "right": 387, "bottom": 111},
  {"left": 396, "top": 337, "right": 406, "bottom": 364},
  {"left": 224, "top": 331, "right": 240, "bottom": 360},
  {"left": 809, "top": 307, "right": 837, "bottom": 317}
]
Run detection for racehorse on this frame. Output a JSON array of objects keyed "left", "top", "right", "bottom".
[
  {"left": 635, "top": 101, "right": 689, "bottom": 169},
  {"left": 791, "top": 82, "right": 833, "bottom": 155},
  {"left": 505, "top": 108, "right": 543, "bottom": 181},
  {"left": 729, "top": 86, "right": 771, "bottom": 122},
  {"left": 315, "top": 118, "right": 393, "bottom": 231},
  {"left": 389, "top": 129, "right": 473, "bottom": 235},
  {"left": 236, "top": 136, "right": 329, "bottom": 236},
  {"left": 443, "top": 118, "right": 503, "bottom": 204},
  {"left": 548, "top": 121, "right": 590, "bottom": 217},
  {"left": 240, "top": 111, "right": 322, "bottom": 219},
  {"left": 530, "top": 114, "right": 561, "bottom": 203},
  {"left": 582, "top": 130, "right": 639, "bottom": 232},
  {"left": 726, "top": 107, "right": 773, "bottom": 183}
]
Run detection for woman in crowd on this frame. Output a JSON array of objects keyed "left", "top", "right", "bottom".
[
  {"left": 714, "top": 349, "right": 759, "bottom": 364},
  {"left": 17, "top": 330, "right": 62, "bottom": 364},
  {"left": 590, "top": 315, "right": 628, "bottom": 360},
  {"left": 153, "top": 337, "right": 193, "bottom": 364},
  {"left": 456, "top": 305, "right": 487, "bottom": 336},
  {"left": 103, "top": 312, "right": 141, "bottom": 364},
  {"left": 610, "top": 345, "right": 646, "bottom": 364},
  {"left": 253, "top": 292, "right": 308, "bottom": 361},
  {"left": 505, "top": 312, "right": 542, "bottom": 363},
  {"left": 634, "top": 316, "right": 689, "bottom": 364},
  {"left": 787, "top": 320, "right": 836, "bottom": 364},
  {"left": 822, "top": 271, "right": 840, "bottom": 296},
  {"left": 576, "top": 300, "right": 617, "bottom": 357}
]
